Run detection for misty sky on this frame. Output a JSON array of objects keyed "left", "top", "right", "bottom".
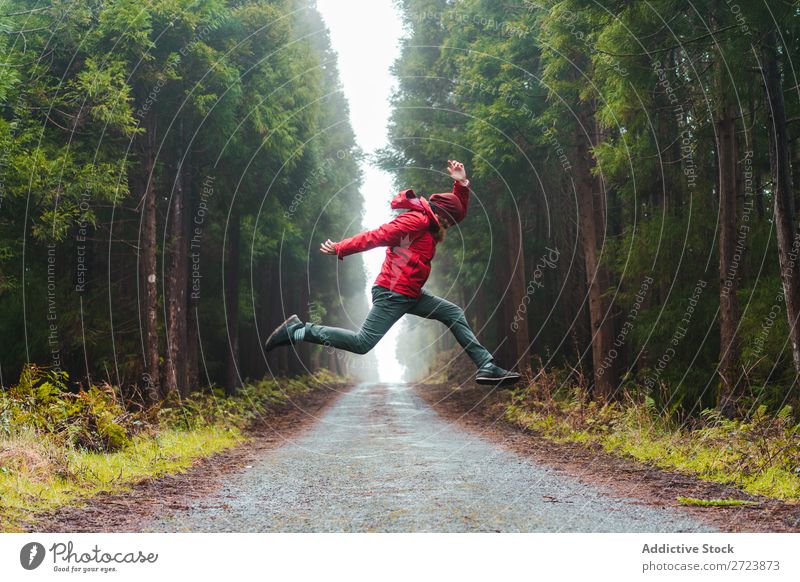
[{"left": 316, "top": 0, "right": 406, "bottom": 381}]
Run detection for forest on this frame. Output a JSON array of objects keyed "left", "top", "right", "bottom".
[
  {"left": 2, "top": 0, "right": 800, "bottom": 536},
  {"left": 0, "top": 0, "right": 370, "bottom": 401},
  {"left": 1, "top": 0, "right": 800, "bottom": 421},
  {"left": 385, "top": 0, "right": 800, "bottom": 419}
]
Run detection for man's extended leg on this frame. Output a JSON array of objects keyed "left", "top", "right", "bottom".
[
  {"left": 302, "top": 285, "right": 417, "bottom": 354},
  {"left": 407, "top": 288, "right": 521, "bottom": 385},
  {"left": 407, "top": 288, "right": 493, "bottom": 368}
]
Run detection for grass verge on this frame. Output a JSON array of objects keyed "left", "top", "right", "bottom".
[
  {"left": 504, "top": 378, "right": 800, "bottom": 501},
  {"left": 0, "top": 368, "right": 343, "bottom": 532}
]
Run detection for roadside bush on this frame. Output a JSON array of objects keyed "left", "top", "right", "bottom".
[
  {"left": 504, "top": 364, "right": 800, "bottom": 499},
  {"left": 1, "top": 366, "right": 343, "bottom": 452},
  {"left": 156, "top": 369, "right": 342, "bottom": 430},
  {"left": 0, "top": 365, "right": 137, "bottom": 452},
  {"left": 695, "top": 405, "right": 800, "bottom": 481}
]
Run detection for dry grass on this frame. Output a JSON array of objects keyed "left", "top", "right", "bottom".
[
  {"left": 500, "top": 362, "right": 800, "bottom": 501},
  {"left": 0, "top": 369, "right": 342, "bottom": 531}
]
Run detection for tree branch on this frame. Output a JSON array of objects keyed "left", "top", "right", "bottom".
[{"left": 593, "top": 24, "right": 741, "bottom": 59}]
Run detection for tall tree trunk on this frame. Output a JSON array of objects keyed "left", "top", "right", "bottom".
[
  {"left": 574, "top": 103, "right": 618, "bottom": 399},
  {"left": 592, "top": 116, "right": 618, "bottom": 390},
  {"left": 185, "top": 157, "right": 200, "bottom": 392},
  {"left": 471, "top": 283, "right": 487, "bottom": 343},
  {"left": 165, "top": 137, "right": 189, "bottom": 397},
  {"left": 265, "top": 256, "right": 289, "bottom": 376},
  {"left": 716, "top": 102, "right": 741, "bottom": 416},
  {"left": 763, "top": 31, "right": 800, "bottom": 387},
  {"left": 186, "top": 294, "right": 200, "bottom": 389},
  {"left": 748, "top": 93, "right": 765, "bottom": 221},
  {"left": 552, "top": 173, "right": 584, "bottom": 360},
  {"left": 494, "top": 220, "right": 516, "bottom": 367},
  {"left": 136, "top": 115, "right": 160, "bottom": 402},
  {"left": 256, "top": 255, "right": 274, "bottom": 380},
  {"left": 505, "top": 206, "right": 532, "bottom": 377},
  {"left": 292, "top": 273, "right": 312, "bottom": 373},
  {"left": 224, "top": 210, "right": 241, "bottom": 395},
  {"left": 495, "top": 240, "right": 514, "bottom": 367}
]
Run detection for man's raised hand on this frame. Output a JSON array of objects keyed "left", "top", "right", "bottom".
[
  {"left": 447, "top": 159, "right": 468, "bottom": 185},
  {"left": 320, "top": 239, "right": 338, "bottom": 255}
]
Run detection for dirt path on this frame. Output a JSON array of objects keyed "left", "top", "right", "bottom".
[
  {"left": 415, "top": 382, "right": 800, "bottom": 533},
  {"left": 29, "top": 382, "right": 346, "bottom": 533},
  {"left": 141, "top": 382, "right": 714, "bottom": 532}
]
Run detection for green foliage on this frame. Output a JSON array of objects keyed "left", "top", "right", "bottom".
[
  {"left": 505, "top": 366, "right": 800, "bottom": 500},
  {"left": 66, "top": 58, "right": 140, "bottom": 136},
  {"left": 0, "top": 424, "right": 239, "bottom": 532},
  {"left": 156, "top": 372, "right": 337, "bottom": 430},
  {"left": 2, "top": 365, "right": 137, "bottom": 452},
  {"left": 0, "top": 369, "right": 341, "bottom": 531},
  {"left": 0, "top": 0, "right": 364, "bottom": 390},
  {"left": 384, "top": 0, "right": 800, "bottom": 416}
]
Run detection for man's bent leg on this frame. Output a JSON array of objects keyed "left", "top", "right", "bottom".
[
  {"left": 408, "top": 289, "right": 493, "bottom": 367},
  {"left": 303, "top": 285, "right": 416, "bottom": 354}
]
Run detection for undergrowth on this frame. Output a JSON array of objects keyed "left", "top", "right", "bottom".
[
  {"left": 0, "top": 365, "right": 343, "bottom": 531},
  {"left": 502, "top": 364, "right": 800, "bottom": 501}
]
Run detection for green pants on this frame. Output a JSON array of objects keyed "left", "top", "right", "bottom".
[{"left": 303, "top": 285, "right": 493, "bottom": 368}]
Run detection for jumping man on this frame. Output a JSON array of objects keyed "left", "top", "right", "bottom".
[{"left": 265, "top": 160, "right": 522, "bottom": 386}]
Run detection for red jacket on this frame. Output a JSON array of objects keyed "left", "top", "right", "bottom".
[{"left": 336, "top": 181, "right": 471, "bottom": 298}]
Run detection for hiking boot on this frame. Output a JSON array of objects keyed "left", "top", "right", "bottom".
[
  {"left": 475, "top": 361, "right": 522, "bottom": 386},
  {"left": 265, "top": 314, "right": 304, "bottom": 352}
]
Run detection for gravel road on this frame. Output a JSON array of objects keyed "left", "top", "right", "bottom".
[{"left": 144, "top": 382, "right": 714, "bottom": 532}]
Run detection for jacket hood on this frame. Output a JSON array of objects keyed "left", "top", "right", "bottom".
[{"left": 390, "top": 188, "right": 441, "bottom": 228}]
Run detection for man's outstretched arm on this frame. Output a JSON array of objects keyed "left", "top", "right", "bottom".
[
  {"left": 319, "top": 211, "right": 427, "bottom": 259},
  {"left": 447, "top": 159, "right": 470, "bottom": 219}
]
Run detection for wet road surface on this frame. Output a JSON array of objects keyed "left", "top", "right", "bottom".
[{"left": 144, "top": 382, "right": 714, "bottom": 532}]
